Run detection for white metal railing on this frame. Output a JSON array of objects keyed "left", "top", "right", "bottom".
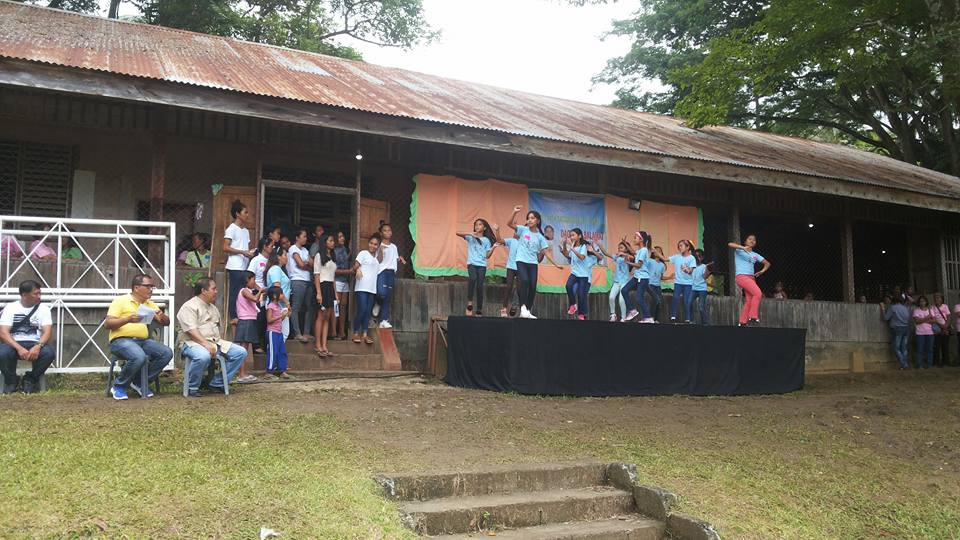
[{"left": 0, "top": 216, "right": 176, "bottom": 373}]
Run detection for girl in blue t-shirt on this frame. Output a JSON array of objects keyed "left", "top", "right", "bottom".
[
  {"left": 620, "top": 231, "right": 656, "bottom": 323},
  {"left": 560, "top": 228, "right": 599, "bottom": 320},
  {"left": 668, "top": 239, "right": 698, "bottom": 323},
  {"left": 456, "top": 218, "right": 499, "bottom": 317},
  {"left": 597, "top": 240, "right": 632, "bottom": 322},
  {"left": 646, "top": 246, "right": 667, "bottom": 320},
  {"left": 507, "top": 205, "right": 556, "bottom": 319},
  {"left": 691, "top": 249, "right": 713, "bottom": 325}
]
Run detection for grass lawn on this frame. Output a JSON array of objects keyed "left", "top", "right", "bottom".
[{"left": 1, "top": 370, "right": 959, "bottom": 539}]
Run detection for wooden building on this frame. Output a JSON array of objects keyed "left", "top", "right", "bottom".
[{"left": 1, "top": 2, "right": 959, "bottom": 373}]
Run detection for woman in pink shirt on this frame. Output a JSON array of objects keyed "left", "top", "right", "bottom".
[
  {"left": 932, "top": 293, "right": 951, "bottom": 367},
  {"left": 912, "top": 295, "right": 942, "bottom": 369}
]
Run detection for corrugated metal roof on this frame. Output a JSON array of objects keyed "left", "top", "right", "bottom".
[{"left": 1, "top": 1, "right": 959, "bottom": 201}]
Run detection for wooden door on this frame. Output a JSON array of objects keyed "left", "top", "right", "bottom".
[
  {"left": 212, "top": 186, "right": 258, "bottom": 269},
  {"left": 359, "top": 197, "right": 390, "bottom": 243}
]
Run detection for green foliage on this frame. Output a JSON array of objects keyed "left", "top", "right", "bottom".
[{"left": 592, "top": 0, "right": 960, "bottom": 175}]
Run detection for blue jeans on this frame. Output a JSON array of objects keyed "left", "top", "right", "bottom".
[
  {"left": 354, "top": 291, "right": 376, "bottom": 334},
  {"left": 693, "top": 290, "right": 709, "bottom": 325},
  {"left": 565, "top": 275, "right": 590, "bottom": 316},
  {"left": 671, "top": 283, "right": 694, "bottom": 322},
  {"left": 890, "top": 327, "right": 909, "bottom": 368},
  {"left": 109, "top": 338, "right": 172, "bottom": 387},
  {"left": 181, "top": 342, "right": 246, "bottom": 392},
  {"left": 915, "top": 334, "right": 934, "bottom": 368},
  {"left": 621, "top": 277, "right": 651, "bottom": 318},
  {"left": 377, "top": 270, "right": 396, "bottom": 321}
]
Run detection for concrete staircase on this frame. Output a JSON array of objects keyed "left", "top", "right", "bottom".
[
  {"left": 251, "top": 327, "right": 408, "bottom": 374},
  {"left": 376, "top": 462, "right": 721, "bottom": 539}
]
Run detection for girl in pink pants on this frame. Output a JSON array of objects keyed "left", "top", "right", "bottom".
[{"left": 728, "top": 234, "right": 771, "bottom": 326}]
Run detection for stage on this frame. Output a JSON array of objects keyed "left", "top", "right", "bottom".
[{"left": 444, "top": 317, "right": 806, "bottom": 397}]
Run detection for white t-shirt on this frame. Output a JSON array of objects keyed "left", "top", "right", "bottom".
[
  {"left": 224, "top": 223, "right": 250, "bottom": 271},
  {"left": 0, "top": 301, "right": 53, "bottom": 342},
  {"left": 286, "top": 245, "right": 312, "bottom": 282},
  {"left": 247, "top": 254, "right": 268, "bottom": 288},
  {"left": 355, "top": 251, "right": 379, "bottom": 293},
  {"left": 379, "top": 243, "right": 399, "bottom": 273}
]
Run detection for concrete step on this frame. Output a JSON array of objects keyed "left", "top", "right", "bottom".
[
  {"left": 401, "top": 486, "right": 635, "bottom": 536},
  {"left": 252, "top": 352, "right": 386, "bottom": 371},
  {"left": 439, "top": 515, "right": 665, "bottom": 540},
  {"left": 379, "top": 461, "right": 607, "bottom": 501}
]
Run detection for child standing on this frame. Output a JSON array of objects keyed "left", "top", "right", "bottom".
[
  {"left": 456, "top": 219, "right": 499, "bottom": 317},
  {"left": 234, "top": 271, "right": 263, "bottom": 383},
  {"left": 353, "top": 235, "right": 381, "bottom": 344},
  {"left": 690, "top": 249, "right": 713, "bottom": 325},
  {"left": 375, "top": 223, "right": 406, "bottom": 329},
  {"left": 264, "top": 286, "right": 290, "bottom": 379},
  {"left": 668, "top": 240, "right": 698, "bottom": 323},
  {"left": 597, "top": 240, "right": 632, "bottom": 322},
  {"left": 560, "top": 228, "right": 598, "bottom": 320}
]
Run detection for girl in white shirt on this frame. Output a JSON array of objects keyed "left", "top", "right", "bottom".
[
  {"left": 375, "top": 223, "right": 406, "bottom": 329},
  {"left": 353, "top": 235, "right": 382, "bottom": 345}
]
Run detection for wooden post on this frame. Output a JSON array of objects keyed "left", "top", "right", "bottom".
[
  {"left": 841, "top": 214, "right": 855, "bottom": 303},
  {"left": 148, "top": 135, "right": 165, "bottom": 267},
  {"left": 728, "top": 205, "right": 740, "bottom": 298}
]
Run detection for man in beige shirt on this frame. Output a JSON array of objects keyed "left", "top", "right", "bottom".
[{"left": 176, "top": 277, "right": 246, "bottom": 397}]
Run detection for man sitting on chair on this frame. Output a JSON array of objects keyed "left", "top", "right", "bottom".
[
  {"left": 0, "top": 280, "right": 54, "bottom": 394},
  {"left": 105, "top": 273, "right": 173, "bottom": 400},
  {"left": 177, "top": 277, "right": 246, "bottom": 397}
]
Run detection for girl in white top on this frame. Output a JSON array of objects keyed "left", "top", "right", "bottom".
[
  {"left": 223, "top": 200, "right": 255, "bottom": 322},
  {"left": 313, "top": 234, "right": 338, "bottom": 358},
  {"left": 353, "top": 235, "right": 382, "bottom": 345},
  {"left": 375, "top": 223, "right": 406, "bottom": 329}
]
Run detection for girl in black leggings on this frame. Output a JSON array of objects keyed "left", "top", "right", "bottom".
[{"left": 456, "top": 219, "right": 499, "bottom": 316}]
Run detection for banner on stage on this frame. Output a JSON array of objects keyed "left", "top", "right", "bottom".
[{"left": 409, "top": 174, "right": 702, "bottom": 294}]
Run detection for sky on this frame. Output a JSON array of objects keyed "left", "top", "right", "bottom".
[{"left": 339, "top": 0, "right": 654, "bottom": 106}]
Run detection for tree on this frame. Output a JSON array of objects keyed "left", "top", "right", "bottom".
[
  {"left": 592, "top": 0, "right": 960, "bottom": 176},
  {"left": 19, "top": 0, "right": 438, "bottom": 61}
]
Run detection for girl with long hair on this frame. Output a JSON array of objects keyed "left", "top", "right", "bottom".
[
  {"left": 668, "top": 239, "right": 698, "bottom": 323},
  {"left": 691, "top": 249, "right": 713, "bottom": 325},
  {"left": 507, "top": 205, "right": 559, "bottom": 319},
  {"left": 313, "top": 234, "right": 338, "bottom": 357},
  {"left": 728, "top": 234, "right": 771, "bottom": 326},
  {"left": 456, "top": 218, "right": 500, "bottom": 317},
  {"left": 596, "top": 240, "right": 632, "bottom": 322},
  {"left": 620, "top": 231, "right": 656, "bottom": 323},
  {"left": 560, "top": 228, "right": 599, "bottom": 320}
]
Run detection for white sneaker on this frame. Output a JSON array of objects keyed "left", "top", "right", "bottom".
[{"left": 379, "top": 320, "right": 392, "bottom": 329}]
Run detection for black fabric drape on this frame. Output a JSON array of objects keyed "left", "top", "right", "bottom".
[{"left": 445, "top": 317, "right": 805, "bottom": 397}]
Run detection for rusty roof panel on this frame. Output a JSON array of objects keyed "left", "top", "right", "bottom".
[{"left": 1, "top": 1, "right": 959, "bottom": 201}]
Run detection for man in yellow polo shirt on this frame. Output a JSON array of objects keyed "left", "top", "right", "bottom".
[{"left": 105, "top": 273, "right": 172, "bottom": 400}]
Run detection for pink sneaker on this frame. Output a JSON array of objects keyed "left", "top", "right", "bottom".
[{"left": 567, "top": 304, "right": 578, "bottom": 315}]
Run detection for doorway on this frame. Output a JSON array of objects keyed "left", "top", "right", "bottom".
[{"left": 262, "top": 187, "right": 353, "bottom": 240}]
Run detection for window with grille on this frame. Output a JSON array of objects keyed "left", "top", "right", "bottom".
[{"left": 0, "top": 140, "right": 73, "bottom": 217}]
